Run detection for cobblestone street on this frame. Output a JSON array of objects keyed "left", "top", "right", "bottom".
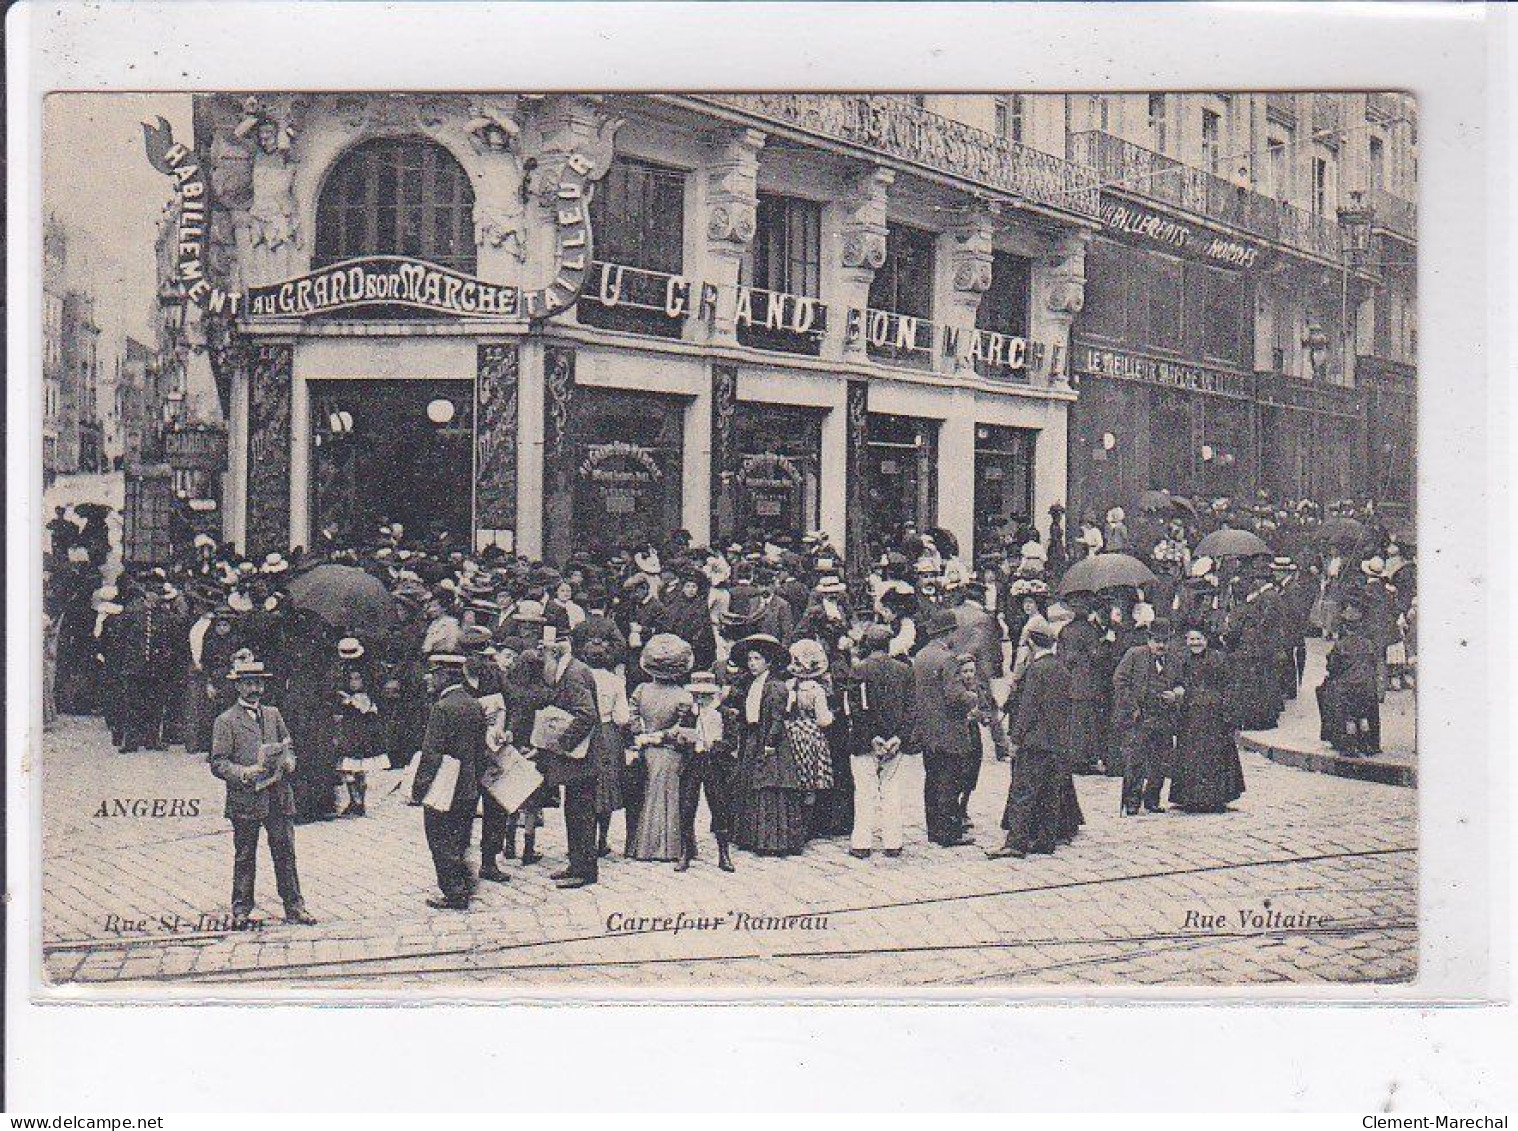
[{"left": 37, "top": 710, "right": 1416, "bottom": 993}]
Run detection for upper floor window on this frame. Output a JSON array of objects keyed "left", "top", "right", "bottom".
[
  {"left": 994, "top": 95, "right": 1027, "bottom": 143},
  {"left": 314, "top": 136, "right": 475, "bottom": 273},
  {"left": 580, "top": 156, "right": 687, "bottom": 338},
  {"left": 1311, "top": 155, "right": 1330, "bottom": 215},
  {"left": 1369, "top": 135, "right": 1385, "bottom": 194},
  {"left": 867, "top": 223, "right": 936, "bottom": 366},
  {"left": 1089, "top": 95, "right": 1111, "bottom": 133},
  {"left": 1148, "top": 94, "right": 1168, "bottom": 153},
  {"left": 1267, "top": 137, "right": 1288, "bottom": 200},
  {"left": 1201, "top": 109, "right": 1222, "bottom": 174},
  {"left": 740, "top": 193, "right": 824, "bottom": 355},
  {"left": 975, "top": 251, "right": 1032, "bottom": 381}
]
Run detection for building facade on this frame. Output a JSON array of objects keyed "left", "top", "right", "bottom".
[
  {"left": 43, "top": 217, "right": 67, "bottom": 481},
  {"left": 1063, "top": 92, "right": 1417, "bottom": 526},
  {"left": 181, "top": 91, "right": 1415, "bottom": 562},
  {"left": 115, "top": 336, "right": 157, "bottom": 468},
  {"left": 192, "top": 93, "right": 1101, "bottom": 564}
]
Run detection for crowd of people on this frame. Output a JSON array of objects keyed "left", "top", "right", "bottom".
[{"left": 42, "top": 488, "right": 1416, "bottom": 922}]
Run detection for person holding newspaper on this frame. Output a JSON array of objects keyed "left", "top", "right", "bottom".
[
  {"left": 209, "top": 656, "right": 317, "bottom": 929},
  {"left": 412, "top": 651, "right": 491, "bottom": 910}
]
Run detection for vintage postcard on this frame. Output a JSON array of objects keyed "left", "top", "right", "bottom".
[{"left": 37, "top": 89, "right": 1418, "bottom": 993}]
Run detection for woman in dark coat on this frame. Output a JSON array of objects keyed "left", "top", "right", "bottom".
[
  {"left": 1169, "top": 627, "right": 1245, "bottom": 813},
  {"left": 730, "top": 634, "right": 809, "bottom": 856},
  {"left": 643, "top": 568, "right": 717, "bottom": 673}
]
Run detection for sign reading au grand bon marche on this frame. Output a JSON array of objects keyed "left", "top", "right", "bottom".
[{"left": 246, "top": 257, "right": 520, "bottom": 319}]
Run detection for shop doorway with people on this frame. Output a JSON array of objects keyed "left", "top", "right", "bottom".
[
  {"left": 308, "top": 378, "right": 474, "bottom": 550},
  {"left": 865, "top": 413, "right": 938, "bottom": 556},
  {"left": 731, "top": 402, "right": 823, "bottom": 546},
  {"left": 974, "top": 424, "right": 1035, "bottom": 551},
  {"left": 566, "top": 387, "right": 686, "bottom": 558}
]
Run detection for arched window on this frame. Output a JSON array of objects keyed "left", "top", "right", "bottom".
[{"left": 314, "top": 136, "right": 475, "bottom": 273}]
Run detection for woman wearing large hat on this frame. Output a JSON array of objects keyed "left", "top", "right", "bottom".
[
  {"left": 626, "top": 634, "right": 695, "bottom": 862},
  {"left": 730, "top": 633, "right": 810, "bottom": 857}
]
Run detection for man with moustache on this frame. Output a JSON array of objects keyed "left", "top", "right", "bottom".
[{"left": 412, "top": 652, "right": 490, "bottom": 910}]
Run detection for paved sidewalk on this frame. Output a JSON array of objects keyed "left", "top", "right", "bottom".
[
  {"left": 1238, "top": 638, "right": 1417, "bottom": 788},
  {"left": 37, "top": 712, "right": 1416, "bottom": 992}
]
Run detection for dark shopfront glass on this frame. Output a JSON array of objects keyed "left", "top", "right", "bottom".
[
  {"left": 974, "top": 425, "right": 1035, "bottom": 549},
  {"left": 309, "top": 379, "right": 474, "bottom": 548},
  {"left": 579, "top": 157, "right": 687, "bottom": 339},
  {"left": 568, "top": 387, "right": 686, "bottom": 557},
  {"left": 732, "top": 402, "right": 823, "bottom": 544},
  {"left": 865, "top": 413, "right": 938, "bottom": 554}
]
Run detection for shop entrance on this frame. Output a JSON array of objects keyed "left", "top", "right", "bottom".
[
  {"left": 974, "top": 424, "right": 1036, "bottom": 550},
  {"left": 865, "top": 413, "right": 938, "bottom": 556},
  {"left": 732, "top": 403, "right": 823, "bottom": 546},
  {"left": 568, "top": 387, "right": 686, "bottom": 557},
  {"left": 308, "top": 379, "right": 474, "bottom": 549}
]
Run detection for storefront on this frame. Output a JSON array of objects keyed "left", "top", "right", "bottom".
[
  {"left": 864, "top": 413, "right": 938, "bottom": 553},
  {"left": 1067, "top": 343, "right": 1256, "bottom": 518},
  {"left": 973, "top": 424, "right": 1035, "bottom": 547},
  {"left": 549, "top": 385, "right": 687, "bottom": 561},
  {"left": 1256, "top": 374, "right": 1366, "bottom": 505},
  {"left": 730, "top": 402, "right": 823, "bottom": 545}
]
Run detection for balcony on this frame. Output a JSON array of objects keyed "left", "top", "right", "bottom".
[
  {"left": 1368, "top": 186, "right": 1417, "bottom": 242},
  {"left": 1068, "top": 130, "right": 1343, "bottom": 261},
  {"left": 683, "top": 93, "right": 1100, "bottom": 221},
  {"left": 1265, "top": 93, "right": 1297, "bottom": 126}
]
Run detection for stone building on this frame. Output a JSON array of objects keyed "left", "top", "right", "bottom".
[
  {"left": 182, "top": 91, "right": 1416, "bottom": 561},
  {"left": 190, "top": 92, "right": 1098, "bottom": 562},
  {"left": 1061, "top": 92, "right": 1417, "bottom": 528}
]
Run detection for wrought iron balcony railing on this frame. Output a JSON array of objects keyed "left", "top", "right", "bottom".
[
  {"left": 1068, "top": 130, "right": 1343, "bottom": 260},
  {"left": 685, "top": 93, "right": 1100, "bottom": 220}
]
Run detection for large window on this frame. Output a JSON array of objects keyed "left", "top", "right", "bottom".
[
  {"left": 1198, "top": 266, "right": 1245, "bottom": 363},
  {"left": 580, "top": 156, "right": 687, "bottom": 338},
  {"left": 866, "top": 223, "right": 936, "bottom": 366},
  {"left": 314, "top": 136, "right": 475, "bottom": 273},
  {"left": 1267, "top": 136, "right": 1288, "bottom": 200},
  {"left": 1080, "top": 240, "right": 1127, "bottom": 340},
  {"left": 975, "top": 250, "right": 1032, "bottom": 380},
  {"left": 1312, "top": 156, "right": 1329, "bottom": 215},
  {"left": 1144, "top": 257, "right": 1184, "bottom": 352},
  {"left": 740, "top": 193, "right": 824, "bottom": 354},
  {"left": 1369, "top": 135, "right": 1385, "bottom": 194}
]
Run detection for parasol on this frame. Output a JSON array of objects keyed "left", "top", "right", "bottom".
[
  {"left": 1058, "top": 553, "right": 1157, "bottom": 595},
  {"left": 1194, "top": 527, "right": 1272, "bottom": 558},
  {"left": 286, "top": 563, "right": 400, "bottom": 636},
  {"left": 1137, "top": 489, "right": 1174, "bottom": 512},
  {"left": 1316, "top": 517, "right": 1367, "bottom": 548}
]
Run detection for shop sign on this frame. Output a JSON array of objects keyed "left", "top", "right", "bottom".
[
  {"left": 142, "top": 118, "right": 243, "bottom": 316},
  {"left": 520, "top": 151, "right": 603, "bottom": 321},
  {"left": 246, "top": 257, "right": 520, "bottom": 319},
  {"left": 737, "top": 451, "right": 802, "bottom": 489},
  {"left": 1075, "top": 344, "right": 1251, "bottom": 398},
  {"left": 1101, "top": 198, "right": 1262, "bottom": 269},
  {"left": 579, "top": 441, "right": 663, "bottom": 517},
  {"left": 735, "top": 288, "right": 822, "bottom": 335}
]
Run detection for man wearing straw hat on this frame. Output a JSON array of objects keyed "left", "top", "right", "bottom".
[{"left": 210, "top": 656, "right": 316, "bottom": 929}]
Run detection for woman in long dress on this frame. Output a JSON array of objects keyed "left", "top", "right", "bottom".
[
  {"left": 627, "top": 634, "right": 695, "bottom": 863},
  {"left": 730, "top": 634, "right": 809, "bottom": 856},
  {"left": 1170, "top": 627, "right": 1245, "bottom": 813}
]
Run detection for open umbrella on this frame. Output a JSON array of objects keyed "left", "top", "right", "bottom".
[
  {"left": 1317, "top": 516, "right": 1367, "bottom": 548},
  {"left": 1058, "top": 552, "right": 1157, "bottom": 595},
  {"left": 1137, "top": 489, "right": 1174, "bottom": 512},
  {"left": 286, "top": 563, "right": 400, "bottom": 636},
  {"left": 1194, "top": 527, "right": 1272, "bottom": 559}
]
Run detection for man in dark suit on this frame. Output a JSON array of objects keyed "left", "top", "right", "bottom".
[
  {"left": 1112, "top": 618, "right": 1184, "bottom": 815},
  {"left": 534, "top": 629, "right": 601, "bottom": 888},
  {"left": 413, "top": 652, "right": 490, "bottom": 909},
  {"left": 991, "top": 615, "right": 1074, "bottom": 857},
  {"left": 910, "top": 608, "right": 978, "bottom": 847},
  {"left": 847, "top": 625, "right": 916, "bottom": 857},
  {"left": 209, "top": 658, "right": 316, "bottom": 929}
]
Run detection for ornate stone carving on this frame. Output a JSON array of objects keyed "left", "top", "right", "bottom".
[
  {"left": 839, "top": 167, "right": 893, "bottom": 273},
  {"left": 710, "top": 363, "right": 739, "bottom": 543},
  {"left": 475, "top": 344, "right": 519, "bottom": 531},
  {"left": 543, "top": 345, "right": 576, "bottom": 459},
  {"left": 465, "top": 99, "right": 522, "bottom": 153},
  {"left": 1042, "top": 229, "right": 1089, "bottom": 319},
  {"left": 704, "top": 130, "right": 764, "bottom": 249},
  {"left": 844, "top": 379, "right": 870, "bottom": 573},
  {"left": 245, "top": 343, "right": 292, "bottom": 555}
]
